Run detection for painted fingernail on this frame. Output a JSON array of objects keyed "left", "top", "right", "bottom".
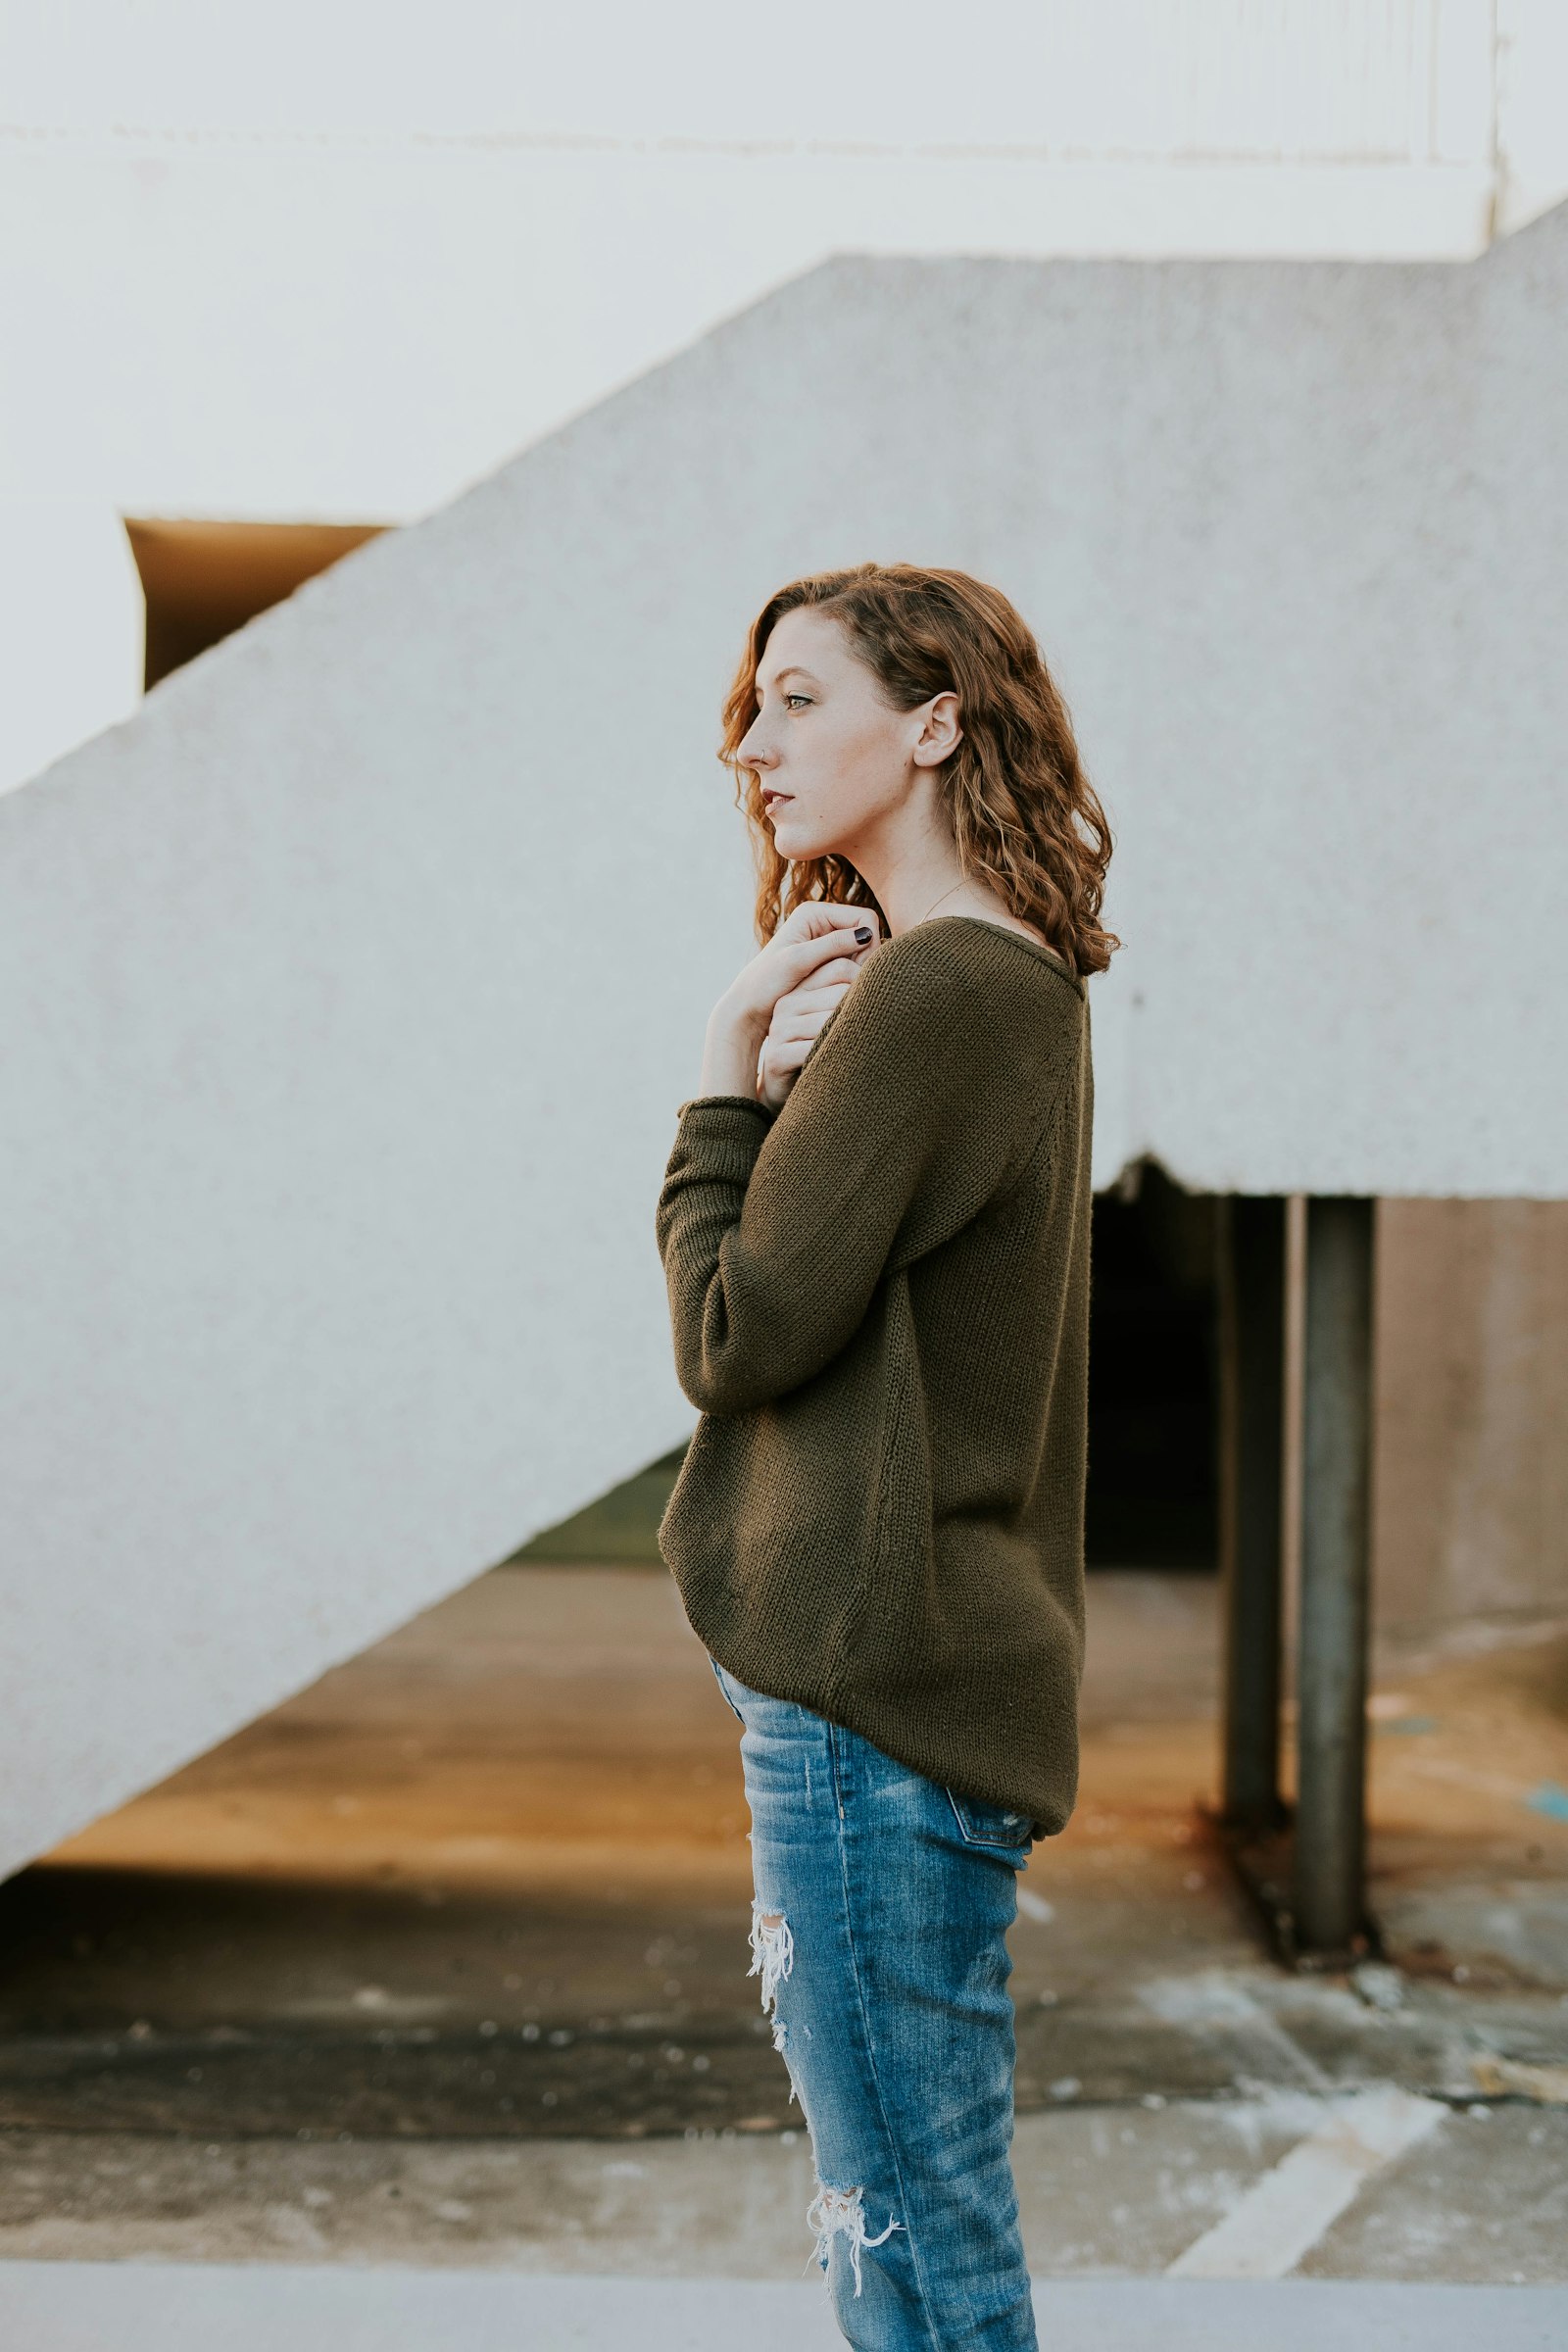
[{"left": 854, "top": 926, "right": 872, "bottom": 945}]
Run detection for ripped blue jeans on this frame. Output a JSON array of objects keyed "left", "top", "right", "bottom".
[{"left": 710, "top": 1656, "right": 1039, "bottom": 2351}]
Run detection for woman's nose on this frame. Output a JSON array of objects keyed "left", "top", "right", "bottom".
[{"left": 738, "top": 721, "right": 776, "bottom": 768}]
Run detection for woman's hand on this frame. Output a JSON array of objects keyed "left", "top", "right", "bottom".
[
  {"left": 757, "top": 960, "right": 864, "bottom": 1109},
  {"left": 699, "top": 903, "right": 880, "bottom": 1102}
]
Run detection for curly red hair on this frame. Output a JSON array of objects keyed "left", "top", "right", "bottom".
[{"left": 720, "top": 564, "right": 1117, "bottom": 975}]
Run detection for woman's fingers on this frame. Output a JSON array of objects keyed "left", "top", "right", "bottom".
[
  {"left": 775, "top": 901, "right": 881, "bottom": 948},
  {"left": 722, "top": 905, "right": 879, "bottom": 1081},
  {"left": 815, "top": 956, "right": 866, "bottom": 989},
  {"left": 778, "top": 962, "right": 859, "bottom": 1005},
  {"left": 754, "top": 909, "right": 874, "bottom": 1105},
  {"left": 755, "top": 1026, "right": 822, "bottom": 1110},
  {"left": 773, "top": 989, "right": 849, "bottom": 1024},
  {"left": 773, "top": 926, "right": 875, "bottom": 995},
  {"left": 770, "top": 1016, "right": 831, "bottom": 1049},
  {"left": 770, "top": 995, "right": 846, "bottom": 1044},
  {"left": 764, "top": 1037, "right": 816, "bottom": 1072}
]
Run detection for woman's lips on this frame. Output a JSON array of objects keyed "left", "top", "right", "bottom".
[{"left": 762, "top": 790, "right": 792, "bottom": 812}]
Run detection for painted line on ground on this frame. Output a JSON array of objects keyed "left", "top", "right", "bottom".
[{"left": 1167, "top": 2085, "right": 1447, "bottom": 2279}]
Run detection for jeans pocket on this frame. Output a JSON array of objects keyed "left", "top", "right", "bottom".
[
  {"left": 945, "top": 1788, "right": 1035, "bottom": 1849},
  {"left": 709, "top": 1655, "right": 747, "bottom": 1724}
]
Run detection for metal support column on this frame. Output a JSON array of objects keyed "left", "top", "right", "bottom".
[
  {"left": 1294, "top": 1195, "right": 1376, "bottom": 1956},
  {"left": 1217, "top": 1196, "right": 1288, "bottom": 1833}
]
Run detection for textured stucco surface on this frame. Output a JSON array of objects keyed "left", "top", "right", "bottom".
[{"left": 3, "top": 215, "right": 1566, "bottom": 1879}]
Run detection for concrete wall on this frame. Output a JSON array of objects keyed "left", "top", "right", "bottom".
[
  {"left": 4, "top": 212, "right": 1567, "bottom": 1881},
  {"left": 1377, "top": 1200, "right": 1568, "bottom": 1638},
  {"left": 8, "top": 0, "right": 1567, "bottom": 791}
]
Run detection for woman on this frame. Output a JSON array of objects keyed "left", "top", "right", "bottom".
[{"left": 656, "top": 564, "right": 1115, "bottom": 2349}]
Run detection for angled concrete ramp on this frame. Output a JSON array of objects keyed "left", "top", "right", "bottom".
[{"left": 4, "top": 208, "right": 1566, "bottom": 1883}]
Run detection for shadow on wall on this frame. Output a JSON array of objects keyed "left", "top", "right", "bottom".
[{"left": 514, "top": 1165, "right": 1221, "bottom": 1574}]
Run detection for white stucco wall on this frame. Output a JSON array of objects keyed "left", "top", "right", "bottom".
[
  {"left": 3, "top": 208, "right": 1566, "bottom": 1880},
  {"left": 0, "top": 518, "right": 751, "bottom": 1885},
  {"left": 10, "top": 0, "right": 1567, "bottom": 792},
  {"left": 0, "top": 505, "right": 144, "bottom": 788},
  {"left": 1497, "top": 0, "right": 1568, "bottom": 231}
]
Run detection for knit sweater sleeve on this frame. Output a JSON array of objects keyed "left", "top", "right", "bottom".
[{"left": 656, "top": 927, "right": 1054, "bottom": 1415}]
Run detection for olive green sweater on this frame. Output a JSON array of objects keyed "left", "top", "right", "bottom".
[{"left": 655, "top": 915, "right": 1093, "bottom": 1838}]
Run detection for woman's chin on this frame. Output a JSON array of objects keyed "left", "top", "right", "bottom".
[{"left": 769, "top": 817, "right": 836, "bottom": 864}]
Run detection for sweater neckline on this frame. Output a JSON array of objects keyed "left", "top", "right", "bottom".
[{"left": 907, "top": 913, "right": 1084, "bottom": 992}]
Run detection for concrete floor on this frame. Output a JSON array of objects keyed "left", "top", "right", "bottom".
[
  {"left": 1, "top": 1566, "right": 1565, "bottom": 2304},
  {"left": 3, "top": 2265, "right": 1565, "bottom": 2352},
  {"left": 2, "top": 2096, "right": 1566, "bottom": 2280}
]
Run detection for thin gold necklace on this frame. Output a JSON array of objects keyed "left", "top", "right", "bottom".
[{"left": 912, "top": 879, "right": 967, "bottom": 927}]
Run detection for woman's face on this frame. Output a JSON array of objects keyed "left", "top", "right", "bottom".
[{"left": 735, "top": 607, "right": 951, "bottom": 866}]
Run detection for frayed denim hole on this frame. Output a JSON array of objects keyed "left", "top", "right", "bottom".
[
  {"left": 805, "top": 2179, "right": 902, "bottom": 2297},
  {"left": 747, "top": 1899, "right": 799, "bottom": 2099}
]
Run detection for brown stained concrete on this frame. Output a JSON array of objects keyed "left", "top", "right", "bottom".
[
  {"left": 0, "top": 1567, "right": 1565, "bottom": 2151},
  {"left": 1360, "top": 1627, "right": 1568, "bottom": 1992}
]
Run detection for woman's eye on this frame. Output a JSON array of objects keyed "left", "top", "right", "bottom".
[{"left": 784, "top": 693, "right": 812, "bottom": 710}]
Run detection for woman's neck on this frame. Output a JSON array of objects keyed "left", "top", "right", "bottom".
[
  {"left": 843, "top": 781, "right": 1047, "bottom": 947},
  {"left": 874, "top": 865, "right": 970, "bottom": 938},
  {"left": 842, "top": 804, "right": 967, "bottom": 939},
  {"left": 858, "top": 846, "right": 1036, "bottom": 946}
]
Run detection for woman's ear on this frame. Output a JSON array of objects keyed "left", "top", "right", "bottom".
[{"left": 911, "top": 689, "right": 962, "bottom": 768}]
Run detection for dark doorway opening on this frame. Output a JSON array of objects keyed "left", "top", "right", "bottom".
[
  {"left": 123, "top": 518, "right": 385, "bottom": 691},
  {"left": 1086, "top": 1166, "right": 1219, "bottom": 1569}
]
